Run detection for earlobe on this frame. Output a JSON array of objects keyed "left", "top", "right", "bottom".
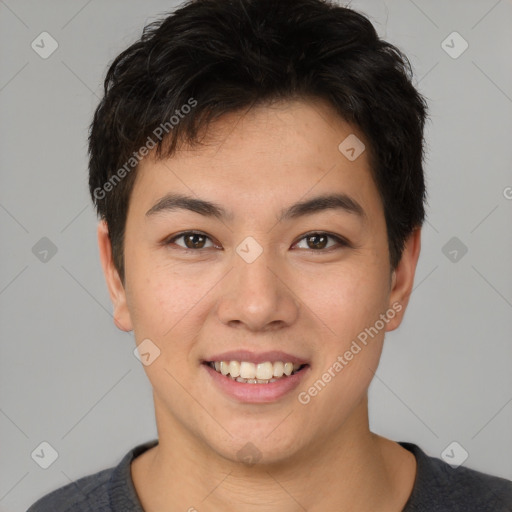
[
  {"left": 386, "top": 228, "right": 422, "bottom": 332},
  {"left": 97, "top": 221, "right": 133, "bottom": 332}
]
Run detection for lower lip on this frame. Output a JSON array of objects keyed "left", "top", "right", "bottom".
[{"left": 203, "top": 364, "right": 310, "bottom": 403}]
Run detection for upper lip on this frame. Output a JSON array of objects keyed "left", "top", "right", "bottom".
[{"left": 203, "top": 350, "right": 309, "bottom": 365}]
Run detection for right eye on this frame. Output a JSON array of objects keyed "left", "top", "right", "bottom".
[{"left": 164, "top": 231, "right": 219, "bottom": 251}]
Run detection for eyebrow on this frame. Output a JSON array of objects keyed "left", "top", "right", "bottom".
[{"left": 145, "top": 192, "right": 366, "bottom": 223}]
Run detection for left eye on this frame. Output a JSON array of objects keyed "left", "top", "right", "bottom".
[{"left": 293, "top": 232, "right": 347, "bottom": 251}]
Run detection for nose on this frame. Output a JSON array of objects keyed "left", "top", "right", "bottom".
[{"left": 215, "top": 248, "right": 300, "bottom": 332}]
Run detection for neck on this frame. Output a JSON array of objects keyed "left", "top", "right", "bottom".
[{"left": 132, "top": 395, "right": 415, "bottom": 512}]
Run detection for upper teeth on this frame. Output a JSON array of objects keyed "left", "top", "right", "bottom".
[{"left": 211, "top": 361, "right": 301, "bottom": 380}]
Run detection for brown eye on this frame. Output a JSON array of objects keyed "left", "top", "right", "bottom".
[
  {"left": 183, "top": 233, "right": 207, "bottom": 249},
  {"left": 305, "top": 233, "right": 328, "bottom": 250},
  {"left": 294, "top": 232, "right": 348, "bottom": 251},
  {"left": 166, "top": 231, "right": 216, "bottom": 250}
]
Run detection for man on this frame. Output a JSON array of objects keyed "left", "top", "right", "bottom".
[{"left": 28, "top": 0, "right": 512, "bottom": 510}]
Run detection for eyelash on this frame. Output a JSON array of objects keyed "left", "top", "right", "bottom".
[{"left": 163, "top": 230, "right": 350, "bottom": 253}]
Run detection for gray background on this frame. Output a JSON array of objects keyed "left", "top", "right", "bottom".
[{"left": 1, "top": 0, "right": 511, "bottom": 510}]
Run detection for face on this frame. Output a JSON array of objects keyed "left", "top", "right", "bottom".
[{"left": 99, "top": 99, "right": 420, "bottom": 465}]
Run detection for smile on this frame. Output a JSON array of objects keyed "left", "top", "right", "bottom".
[{"left": 207, "top": 360, "right": 307, "bottom": 384}]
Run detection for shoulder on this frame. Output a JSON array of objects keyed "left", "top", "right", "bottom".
[
  {"left": 401, "top": 442, "right": 512, "bottom": 511},
  {"left": 26, "top": 439, "right": 158, "bottom": 512},
  {"left": 26, "top": 467, "right": 113, "bottom": 512}
]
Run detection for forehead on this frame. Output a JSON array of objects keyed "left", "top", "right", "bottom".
[{"left": 130, "top": 99, "right": 383, "bottom": 223}]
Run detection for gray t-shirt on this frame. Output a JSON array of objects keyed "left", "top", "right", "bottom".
[{"left": 27, "top": 439, "right": 512, "bottom": 511}]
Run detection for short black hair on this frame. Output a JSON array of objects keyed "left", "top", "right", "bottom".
[{"left": 88, "top": 0, "right": 428, "bottom": 283}]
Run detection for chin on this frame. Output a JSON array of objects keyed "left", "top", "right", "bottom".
[{"left": 207, "top": 428, "right": 307, "bottom": 467}]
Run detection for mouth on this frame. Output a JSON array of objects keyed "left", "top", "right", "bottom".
[
  {"left": 204, "top": 360, "right": 309, "bottom": 384},
  {"left": 201, "top": 350, "right": 310, "bottom": 403}
]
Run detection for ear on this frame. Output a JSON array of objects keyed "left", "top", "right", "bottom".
[
  {"left": 97, "top": 220, "right": 133, "bottom": 332},
  {"left": 385, "top": 227, "right": 421, "bottom": 332}
]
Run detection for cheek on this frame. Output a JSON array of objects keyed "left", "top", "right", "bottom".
[
  {"left": 296, "top": 271, "right": 388, "bottom": 429},
  {"left": 311, "top": 265, "right": 390, "bottom": 342},
  {"left": 125, "top": 268, "right": 210, "bottom": 398},
  {"left": 296, "top": 262, "right": 391, "bottom": 412},
  {"left": 125, "top": 260, "right": 217, "bottom": 345}
]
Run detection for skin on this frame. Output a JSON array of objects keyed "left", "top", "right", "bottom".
[{"left": 98, "top": 98, "right": 421, "bottom": 511}]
